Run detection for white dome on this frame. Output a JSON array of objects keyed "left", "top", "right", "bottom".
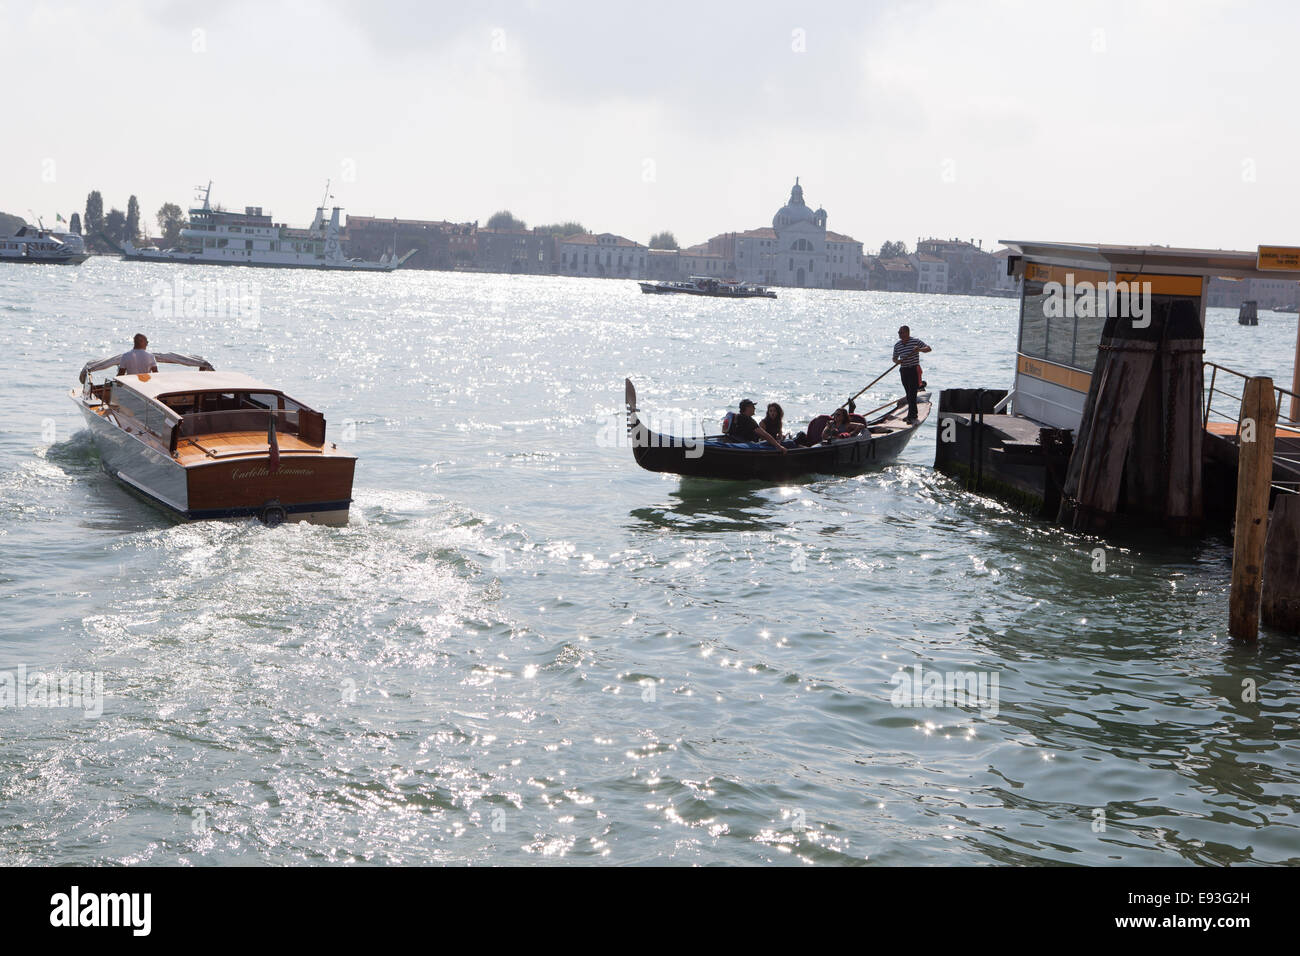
[{"left": 773, "top": 180, "right": 815, "bottom": 229}]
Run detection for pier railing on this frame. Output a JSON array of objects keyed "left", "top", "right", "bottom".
[{"left": 1203, "top": 361, "right": 1300, "bottom": 492}]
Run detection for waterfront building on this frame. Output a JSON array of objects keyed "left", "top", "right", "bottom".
[
  {"left": 723, "top": 180, "right": 865, "bottom": 289},
  {"left": 990, "top": 247, "right": 1021, "bottom": 297},
  {"left": 1206, "top": 274, "right": 1300, "bottom": 311},
  {"left": 344, "top": 216, "right": 476, "bottom": 270},
  {"left": 916, "top": 237, "right": 999, "bottom": 295},
  {"left": 475, "top": 227, "right": 555, "bottom": 274},
  {"left": 557, "top": 233, "right": 648, "bottom": 278},
  {"left": 869, "top": 256, "right": 918, "bottom": 292},
  {"left": 911, "top": 252, "right": 949, "bottom": 293}
]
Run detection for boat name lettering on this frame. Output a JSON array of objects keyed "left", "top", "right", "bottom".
[{"left": 230, "top": 466, "right": 316, "bottom": 479}]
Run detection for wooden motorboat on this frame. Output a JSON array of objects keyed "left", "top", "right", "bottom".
[
  {"left": 625, "top": 379, "right": 929, "bottom": 481},
  {"left": 73, "top": 354, "right": 355, "bottom": 525}
]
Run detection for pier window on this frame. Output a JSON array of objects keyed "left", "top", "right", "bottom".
[{"left": 1018, "top": 266, "right": 1107, "bottom": 372}]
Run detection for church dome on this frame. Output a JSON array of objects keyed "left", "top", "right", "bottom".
[{"left": 773, "top": 179, "right": 815, "bottom": 229}]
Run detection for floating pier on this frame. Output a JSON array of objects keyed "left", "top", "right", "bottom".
[{"left": 937, "top": 241, "right": 1300, "bottom": 638}]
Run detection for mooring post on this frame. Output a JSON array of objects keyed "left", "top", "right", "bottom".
[
  {"left": 1229, "top": 377, "right": 1278, "bottom": 640},
  {"left": 1291, "top": 315, "right": 1300, "bottom": 423},
  {"left": 1262, "top": 494, "right": 1300, "bottom": 633}
]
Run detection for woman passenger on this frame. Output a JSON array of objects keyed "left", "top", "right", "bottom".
[
  {"left": 822, "top": 407, "right": 866, "bottom": 442},
  {"left": 760, "top": 403, "right": 785, "bottom": 442}
]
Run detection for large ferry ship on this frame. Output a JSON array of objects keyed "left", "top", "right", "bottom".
[{"left": 121, "top": 182, "right": 413, "bottom": 271}]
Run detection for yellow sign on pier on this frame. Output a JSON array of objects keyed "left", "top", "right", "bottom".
[{"left": 1257, "top": 246, "right": 1300, "bottom": 271}]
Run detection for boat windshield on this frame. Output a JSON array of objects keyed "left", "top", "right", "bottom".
[
  {"left": 179, "top": 407, "right": 303, "bottom": 438},
  {"left": 165, "top": 392, "right": 326, "bottom": 444}
]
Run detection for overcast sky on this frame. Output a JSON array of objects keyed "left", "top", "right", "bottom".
[{"left": 2, "top": 0, "right": 1296, "bottom": 253}]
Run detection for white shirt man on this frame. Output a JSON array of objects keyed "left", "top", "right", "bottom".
[{"left": 117, "top": 335, "right": 158, "bottom": 376}]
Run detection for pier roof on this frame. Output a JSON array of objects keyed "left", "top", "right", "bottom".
[{"left": 1001, "top": 240, "right": 1294, "bottom": 281}]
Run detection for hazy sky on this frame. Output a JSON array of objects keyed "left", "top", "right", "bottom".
[{"left": 3, "top": 0, "right": 1297, "bottom": 253}]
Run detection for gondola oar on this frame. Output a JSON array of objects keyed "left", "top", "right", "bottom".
[{"left": 838, "top": 364, "right": 895, "bottom": 412}]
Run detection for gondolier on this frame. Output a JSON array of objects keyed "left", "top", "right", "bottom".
[{"left": 892, "top": 326, "right": 931, "bottom": 424}]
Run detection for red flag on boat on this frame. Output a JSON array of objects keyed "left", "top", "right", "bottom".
[{"left": 267, "top": 413, "right": 280, "bottom": 473}]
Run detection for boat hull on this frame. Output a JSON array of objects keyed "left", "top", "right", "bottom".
[
  {"left": 638, "top": 281, "right": 776, "bottom": 298},
  {"left": 120, "top": 250, "right": 397, "bottom": 271},
  {"left": 1, "top": 253, "right": 89, "bottom": 265},
  {"left": 629, "top": 396, "right": 931, "bottom": 480},
  {"left": 75, "top": 397, "right": 354, "bottom": 525}
]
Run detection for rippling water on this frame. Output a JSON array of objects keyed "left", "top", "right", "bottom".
[{"left": 1, "top": 260, "right": 1297, "bottom": 865}]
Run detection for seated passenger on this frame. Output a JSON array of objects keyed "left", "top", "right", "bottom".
[
  {"left": 821, "top": 407, "right": 867, "bottom": 442},
  {"left": 760, "top": 403, "right": 786, "bottom": 442},
  {"left": 728, "top": 399, "right": 786, "bottom": 453},
  {"left": 117, "top": 333, "right": 158, "bottom": 376}
]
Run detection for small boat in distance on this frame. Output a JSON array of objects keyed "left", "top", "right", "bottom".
[
  {"left": 639, "top": 276, "right": 777, "bottom": 298},
  {"left": 74, "top": 354, "right": 356, "bottom": 525},
  {"left": 625, "top": 379, "right": 929, "bottom": 480},
  {"left": 0, "top": 225, "right": 89, "bottom": 265},
  {"left": 121, "top": 181, "right": 414, "bottom": 271}
]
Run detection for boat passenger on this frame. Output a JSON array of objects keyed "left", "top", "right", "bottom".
[
  {"left": 760, "top": 403, "right": 786, "bottom": 441},
  {"left": 728, "top": 399, "right": 787, "bottom": 453},
  {"left": 821, "top": 407, "right": 866, "bottom": 442},
  {"left": 117, "top": 334, "right": 158, "bottom": 376}
]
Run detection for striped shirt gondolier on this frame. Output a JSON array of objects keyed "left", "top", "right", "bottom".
[{"left": 893, "top": 339, "right": 928, "bottom": 367}]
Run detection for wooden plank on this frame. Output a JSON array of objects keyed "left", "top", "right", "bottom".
[
  {"left": 1229, "top": 377, "right": 1278, "bottom": 641},
  {"left": 1163, "top": 340, "right": 1204, "bottom": 534},
  {"left": 1125, "top": 353, "right": 1166, "bottom": 516},
  {"left": 1262, "top": 494, "right": 1300, "bottom": 634},
  {"left": 1058, "top": 342, "right": 1157, "bottom": 532}
]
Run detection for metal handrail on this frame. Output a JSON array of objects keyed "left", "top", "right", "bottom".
[
  {"left": 1203, "top": 361, "right": 1300, "bottom": 435},
  {"left": 1204, "top": 362, "right": 1300, "bottom": 496}
]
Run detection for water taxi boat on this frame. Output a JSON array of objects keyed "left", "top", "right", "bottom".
[
  {"left": 74, "top": 355, "right": 356, "bottom": 525},
  {"left": 625, "top": 379, "right": 929, "bottom": 480},
  {"left": 0, "top": 225, "right": 89, "bottom": 265},
  {"left": 120, "top": 181, "right": 413, "bottom": 271},
  {"left": 639, "top": 276, "right": 777, "bottom": 298}
]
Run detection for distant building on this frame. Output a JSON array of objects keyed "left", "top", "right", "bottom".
[
  {"left": 344, "top": 216, "right": 476, "bottom": 270},
  {"left": 677, "top": 245, "right": 729, "bottom": 277},
  {"left": 734, "top": 180, "right": 863, "bottom": 288},
  {"left": 869, "top": 256, "right": 917, "bottom": 292},
  {"left": 661, "top": 180, "right": 867, "bottom": 289},
  {"left": 645, "top": 248, "right": 682, "bottom": 279},
  {"left": 1207, "top": 274, "right": 1299, "bottom": 310},
  {"left": 916, "top": 237, "right": 998, "bottom": 295},
  {"left": 910, "top": 252, "right": 948, "bottom": 293},
  {"left": 476, "top": 228, "right": 555, "bottom": 274},
  {"left": 989, "top": 247, "right": 1021, "bottom": 297},
  {"left": 557, "top": 233, "right": 648, "bottom": 278}
]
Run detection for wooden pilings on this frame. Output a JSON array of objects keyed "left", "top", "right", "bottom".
[
  {"left": 1262, "top": 494, "right": 1300, "bottom": 632},
  {"left": 1229, "top": 377, "right": 1277, "bottom": 641},
  {"left": 1058, "top": 297, "right": 1205, "bottom": 535}
]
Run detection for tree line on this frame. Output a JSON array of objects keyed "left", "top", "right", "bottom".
[{"left": 77, "top": 191, "right": 187, "bottom": 251}]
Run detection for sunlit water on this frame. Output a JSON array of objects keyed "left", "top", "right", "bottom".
[{"left": 1, "top": 260, "right": 1297, "bottom": 865}]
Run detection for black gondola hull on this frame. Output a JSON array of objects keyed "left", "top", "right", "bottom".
[{"left": 628, "top": 396, "right": 931, "bottom": 481}]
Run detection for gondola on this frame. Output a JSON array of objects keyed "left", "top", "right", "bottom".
[{"left": 625, "top": 379, "right": 930, "bottom": 481}]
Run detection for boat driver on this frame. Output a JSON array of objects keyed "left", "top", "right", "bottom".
[{"left": 117, "top": 334, "right": 159, "bottom": 376}]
